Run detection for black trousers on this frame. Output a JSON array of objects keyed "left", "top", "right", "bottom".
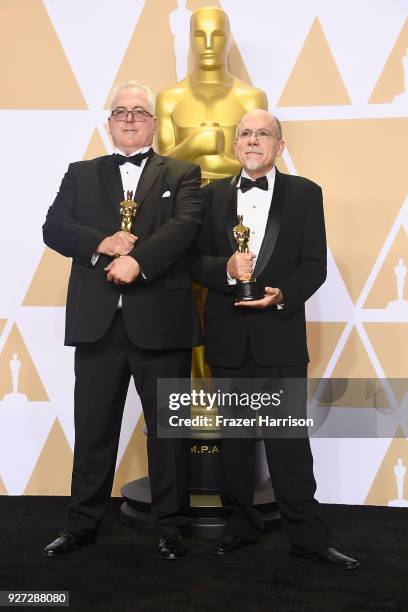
[
  {"left": 67, "top": 311, "right": 191, "bottom": 536},
  {"left": 211, "top": 346, "right": 329, "bottom": 553}
]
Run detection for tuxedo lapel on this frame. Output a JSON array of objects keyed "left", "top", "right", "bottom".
[
  {"left": 99, "top": 155, "right": 123, "bottom": 223},
  {"left": 98, "top": 152, "right": 164, "bottom": 225},
  {"left": 253, "top": 168, "right": 285, "bottom": 277},
  {"left": 226, "top": 173, "right": 240, "bottom": 251},
  {"left": 134, "top": 152, "right": 164, "bottom": 206}
]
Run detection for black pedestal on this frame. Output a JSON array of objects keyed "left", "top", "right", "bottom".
[
  {"left": 121, "top": 476, "right": 279, "bottom": 538},
  {"left": 121, "top": 437, "right": 279, "bottom": 537}
]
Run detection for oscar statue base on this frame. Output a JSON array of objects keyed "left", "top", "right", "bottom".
[
  {"left": 120, "top": 476, "right": 279, "bottom": 537},
  {"left": 235, "top": 278, "right": 261, "bottom": 302},
  {"left": 121, "top": 439, "right": 279, "bottom": 536}
]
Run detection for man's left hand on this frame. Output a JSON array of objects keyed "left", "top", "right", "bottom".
[
  {"left": 104, "top": 256, "right": 140, "bottom": 285},
  {"left": 235, "top": 287, "right": 283, "bottom": 309}
]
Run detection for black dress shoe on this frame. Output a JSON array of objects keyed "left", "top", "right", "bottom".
[
  {"left": 292, "top": 546, "right": 360, "bottom": 570},
  {"left": 43, "top": 531, "right": 97, "bottom": 557},
  {"left": 158, "top": 534, "right": 185, "bottom": 560},
  {"left": 210, "top": 534, "right": 257, "bottom": 556}
]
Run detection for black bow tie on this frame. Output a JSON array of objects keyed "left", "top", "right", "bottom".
[
  {"left": 115, "top": 149, "right": 151, "bottom": 166},
  {"left": 240, "top": 175, "right": 268, "bottom": 193}
]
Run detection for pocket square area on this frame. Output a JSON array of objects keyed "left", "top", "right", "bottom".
[{"left": 162, "top": 190, "right": 171, "bottom": 198}]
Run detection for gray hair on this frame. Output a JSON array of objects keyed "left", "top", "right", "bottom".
[
  {"left": 235, "top": 113, "right": 282, "bottom": 140},
  {"left": 107, "top": 80, "right": 155, "bottom": 114}
]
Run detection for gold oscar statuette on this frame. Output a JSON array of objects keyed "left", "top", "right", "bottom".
[
  {"left": 156, "top": 6, "right": 268, "bottom": 381},
  {"left": 119, "top": 190, "right": 139, "bottom": 234},
  {"left": 233, "top": 215, "right": 260, "bottom": 302}
]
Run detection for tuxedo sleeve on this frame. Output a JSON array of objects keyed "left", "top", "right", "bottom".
[
  {"left": 277, "top": 186, "right": 327, "bottom": 318},
  {"left": 129, "top": 164, "right": 203, "bottom": 281},
  {"left": 42, "top": 164, "right": 106, "bottom": 267},
  {"left": 189, "top": 184, "right": 233, "bottom": 293}
]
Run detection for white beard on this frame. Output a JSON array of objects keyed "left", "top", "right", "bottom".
[{"left": 244, "top": 158, "right": 263, "bottom": 171}]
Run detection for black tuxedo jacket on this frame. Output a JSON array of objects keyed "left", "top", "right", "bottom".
[
  {"left": 191, "top": 168, "right": 327, "bottom": 367},
  {"left": 43, "top": 152, "right": 203, "bottom": 349}
]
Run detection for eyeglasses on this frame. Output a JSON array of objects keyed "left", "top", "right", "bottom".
[
  {"left": 237, "top": 129, "right": 277, "bottom": 141},
  {"left": 110, "top": 107, "right": 154, "bottom": 122}
]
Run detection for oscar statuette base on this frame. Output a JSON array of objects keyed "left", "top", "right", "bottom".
[
  {"left": 235, "top": 278, "right": 262, "bottom": 302},
  {"left": 120, "top": 440, "right": 279, "bottom": 537}
]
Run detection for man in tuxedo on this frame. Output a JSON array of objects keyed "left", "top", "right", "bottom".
[
  {"left": 42, "top": 80, "right": 202, "bottom": 560},
  {"left": 191, "top": 109, "right": 360, "bottom": 569}
]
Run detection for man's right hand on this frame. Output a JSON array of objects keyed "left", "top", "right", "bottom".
[
  {"left": 96, "top": 231, "right": 137, "bottom": 257},
  {"left": 227, "top": 252, "right": 256, "bottom": 281}
]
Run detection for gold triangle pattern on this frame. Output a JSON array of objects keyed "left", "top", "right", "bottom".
[
  {"left": 278, "top": 17, "right": 351, "bottom": 107},
  {"left": 106, "top": 0, "right": 178, "bottom": 106},
  {"left": 22, "top": 248, "right": 71, "bottom": 307},
  {"left": 0, "top": 0, "right": 87, "bottom": 109},
  {"left": 24, "top": 418, "right": 73, "bottom": 495},
  {"left": 83, "top": 128, "right": 109, "bottom": 161},
  {"left": 369, "top": 19, "right": 408, "bottom": 103}
]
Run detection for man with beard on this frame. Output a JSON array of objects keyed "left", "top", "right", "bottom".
[{"left": 191, "top": 109, "right": 360, "bottom": 569}]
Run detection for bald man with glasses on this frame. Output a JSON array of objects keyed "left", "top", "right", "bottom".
[{"left": 191, "top": 109, "right": 360, "bottom": 570}]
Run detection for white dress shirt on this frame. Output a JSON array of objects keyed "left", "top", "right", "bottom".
[
  {"left": 116, "top": 145, "right": 150, "bottom": 200},
  {"left": 227, "top": 166, "right": 276, "bottom": 285}
]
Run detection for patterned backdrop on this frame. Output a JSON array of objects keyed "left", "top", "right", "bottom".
[{"left": 0, "top": 0, "right": 407, "bottom": 507}]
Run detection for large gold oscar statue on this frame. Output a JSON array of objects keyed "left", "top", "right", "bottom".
[
  {"left": 157, "top": 6, "right": 268, "bottom": 389},
  {"left": 156, "top": 6, "right": 267, "bottom": 183}
]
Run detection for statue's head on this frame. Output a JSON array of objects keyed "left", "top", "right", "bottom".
[{"left": 190, "top": 7, "right": 231, "bottom": 69}]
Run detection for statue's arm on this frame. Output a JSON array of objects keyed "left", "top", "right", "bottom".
[{"left": 156, "top": 91, "right": 224, "bottom": 160}]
